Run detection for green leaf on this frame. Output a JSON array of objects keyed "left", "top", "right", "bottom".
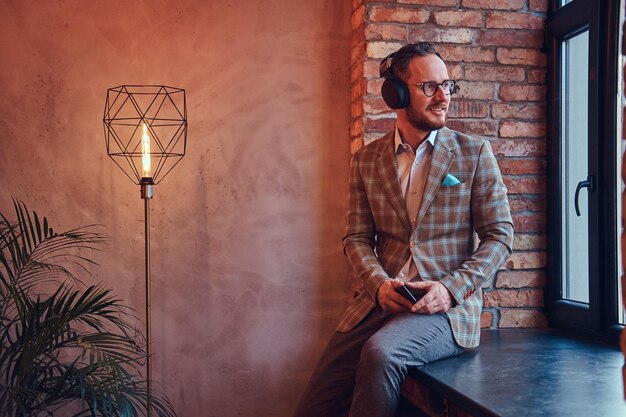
[{"left": 0, "top": 199, "right": 176, "bottom": 417}]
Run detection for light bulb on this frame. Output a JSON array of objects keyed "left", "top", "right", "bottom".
[{"left": 142, "top": 122, "right": 151, "bottom": 178}]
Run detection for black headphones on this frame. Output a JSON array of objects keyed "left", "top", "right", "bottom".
[
  {"left": 379, "top": 52, "right": 410, "bottom": 109},
  {"left": 380, "top": 51, "right": 460, "bottom": 109}
]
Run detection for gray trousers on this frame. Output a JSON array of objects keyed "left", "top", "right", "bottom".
[{"left": 293, "top": 310, "right": 464, "bottom": 417}]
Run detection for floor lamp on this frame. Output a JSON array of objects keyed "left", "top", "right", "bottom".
[{"left": 103, "top": 85, "right": 187, "bottom": 415}]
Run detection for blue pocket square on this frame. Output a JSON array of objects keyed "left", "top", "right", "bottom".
[{"left": 442, "top": 173, "right": 461, "bottom": 186}]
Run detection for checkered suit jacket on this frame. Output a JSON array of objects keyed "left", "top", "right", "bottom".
[{"left": 337, "top": 127, "right": 513, "bottom": 348}]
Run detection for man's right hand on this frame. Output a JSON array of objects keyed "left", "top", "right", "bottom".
[{"left": 376, "top": 279, "right": 415, "bottom": 313}]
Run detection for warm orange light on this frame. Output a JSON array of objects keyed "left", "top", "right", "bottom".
[{"left": 142, "top": 122, "right": 151, "bottom": 177}]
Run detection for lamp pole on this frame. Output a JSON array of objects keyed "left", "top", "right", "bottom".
[{"left": 141, "top": 177, "right": 153, "bottom": 416}]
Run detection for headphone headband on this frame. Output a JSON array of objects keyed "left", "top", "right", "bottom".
[
  {"left": 379, "top": 52, "right": 408, "bottom": 109},
  {"left": 379, "top": 52, "right": 395, "bottom": 80}
]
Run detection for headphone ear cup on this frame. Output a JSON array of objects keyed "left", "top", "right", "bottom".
[{"left": 381, "top": 79, "right": 410, "bottom": 109}]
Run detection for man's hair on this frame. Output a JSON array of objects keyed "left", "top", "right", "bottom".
[{"left": 391, "top": 42, "right": 443, "bottom": 81}]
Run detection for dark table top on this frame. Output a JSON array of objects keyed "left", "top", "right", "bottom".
[{"left": 410, "top": 329, "right": 626, "bottom": 417}]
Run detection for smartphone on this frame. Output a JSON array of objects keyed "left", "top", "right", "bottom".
[{"left": 397, "top": 284, "right": 427, "bottom": 304}]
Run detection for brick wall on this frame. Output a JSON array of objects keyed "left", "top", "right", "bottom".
[{"left": 350, "top": 0, "right": 548, "bottom": 329}]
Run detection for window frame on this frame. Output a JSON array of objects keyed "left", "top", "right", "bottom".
[{"left": 546, "top": 0, "right": 623, "bottom": 344}]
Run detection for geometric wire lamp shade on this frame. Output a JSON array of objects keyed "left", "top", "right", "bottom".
[
  {"left": 103, "top": 85, "right": 187, "bottom": 184},
  {"left": 102, "top": 85, "right": 187, "bottom": 416}
]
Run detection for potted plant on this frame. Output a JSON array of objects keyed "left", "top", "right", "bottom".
[{"left": 0, "top": 200, "right": 176, "bottom": 417}]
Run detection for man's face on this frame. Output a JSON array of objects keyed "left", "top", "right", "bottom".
[{"left": 400, "top": 54, "right": 451, "bottom": 133}]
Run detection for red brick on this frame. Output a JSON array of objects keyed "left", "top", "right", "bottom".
[
  {"left": 528, "top": 69, "right": 546, "bottom": 84},
  {"left": 351, "top": 41, "right": 366, "bottom": 67},
  {"left": 448, "top": 64, "right": 464, "bottom": 80},
  {"left": 484, "top": 289, "right": 543, "bottom": 307},
  {"left": 447, "top": 101, "right": 488, "bottom": 118},
  {"left": 446, "top": 120, "right": 497, "bottom": 136},
  {"left": 491, "top": 139, "right": 546, "bottom": 157},
  {"left": 352, "top": 4, "right": 366, "bottom": 30},
  {"left": 366, "top": 78, "right": 384, "bottom": 95},
  {"left": 497, "top": 48, "right": 547, "bottom": 66},
  {"left": 499, "top": 158, "right": 546, "bottom": 175},
  {"left": 364, "top": 116, "right": 395, "bottom": 133},
  {"left": 505, "top": 251, "right": 547, "bottom": 269},
  {"left": 433, "top": 11, "right": 483, "bottom": 28},
  {"left": 352, "top": 22, "right": 365, "bottom": 43},
  {"left": 499, "top": 309, "right": 548, "bottom": 328},
  {"left": 409, "top": 28, "right": 474, "bottom": 44},
  {"left": 499, "top": 85, "right": 547, "bottom": 101},
  {"left": 503, "top": 176, "right": 547, "bottom": 194},
  {"left": 491, "top": 103, "right": 546, "bottom": 120},
  {"left": 486, "top": 12, "right": 545, "bottom": 30},
  {"left": 351, "top": 61, "right": 364, "bottom": 84},
  {"left": 462, "top": 0, "right": 524, "bottom": 10},
  {"left": 499, "top": 121, "right": 546, "bottom": 138},
  {"left": 479, "top": 29, "right": 543, "bottom": 48},
  {"left": 481, "top": 310, "right": 494, "bottom": 328},
  {"left": 529, "top": 0, "right": 549, "bottom": 12},
  {"left": 367, "top": 41, "right": 403, "bottom": 59},
  {"left": 513, "top": 234, "right": 547, "bottom": 251},
  {"left": 464, "top": 65, "right": 525, "bottom": 82},
  {"left": 364, "top": 59, "right": 380, "bottom": 78},
  {"left": 369, "top": 6, "right": 430, "bottom": 24},
  {"left": 512, "top": 212, "right": 547, "bottom": 233},
  {"left": 437, "top": 45, "right": 495, "bottom": 63},
  {"left": 456, "top": 82, "right": 494, "bottom": 100},
  {"left": 512, "top": 212, "right": 547, "bottom": 232},
  {"left": 351, "top": 79, "right": 365, "bottom": 102},
  {"left": 508, "top": 195, "right": 547, "bottom": 212},
  {"left": 351, "top": 100, "right": 364, "bottom": 119},
  {"left": 398, "top": 0, "right": 457, "bottom": 5},
  {"left": 364, "top": 96, "right": 393, "bottom": 115},
  {"left": 496, "top": 270, "right": 547, "bottom": 289},
  {"left": 365, "top": 23, "right": 408, "bottom": 42},
  {"left": 351, "top": 115, "right": 364, "bottom": 138}
]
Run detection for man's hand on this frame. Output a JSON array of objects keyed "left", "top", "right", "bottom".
[
  {"left": 376, "top": 279, "right": 414, "bottom": 313},
  {"left": 406, "top": 281, "right": 453, "bottom": 314}
]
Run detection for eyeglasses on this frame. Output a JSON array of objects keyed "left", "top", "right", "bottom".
[{"left": 407, "top": 80, "right": 457, "bottom": 97}]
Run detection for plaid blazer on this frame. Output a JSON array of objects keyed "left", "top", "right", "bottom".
[{"left": 337, "top": 128, "right": 513, "bottom": 348}]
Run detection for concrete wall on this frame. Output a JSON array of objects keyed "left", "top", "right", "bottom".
[{"left": 0, "top": 1, "right": 352, "bottom": 416}]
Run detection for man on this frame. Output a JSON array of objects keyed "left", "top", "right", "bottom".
[{"left": 293, "top": 43, "right": 513, "bottom": 417}]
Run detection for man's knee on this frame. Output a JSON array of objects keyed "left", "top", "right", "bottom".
[{"left": 358, "top": 338, "right": 403, "bottom": 375}]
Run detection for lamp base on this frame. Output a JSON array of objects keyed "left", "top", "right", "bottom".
[{"left": 140, "top": 177, "right": 154, "bottom": 199}]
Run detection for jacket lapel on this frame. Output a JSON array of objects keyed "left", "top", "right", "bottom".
[
  {"left": 415, "top": 129, "right": 455, "bottom": 228},
  {"left": 375, "top": 133, "right": 411, "bottom": 233}
]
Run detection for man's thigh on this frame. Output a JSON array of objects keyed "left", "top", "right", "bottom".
[{"left": 363, "top": 313, "right": 464, "bottom": 368}]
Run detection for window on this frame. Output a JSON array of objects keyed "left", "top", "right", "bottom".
[
  {"left": 561, "top": 29, "right": 590, "bottom": 304},
  {"left": 546, "top": 0, "right": 624, "bottom": 342}
]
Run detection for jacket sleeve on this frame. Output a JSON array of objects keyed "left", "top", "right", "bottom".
[
  {"left": 342, "top": 152, "right": 389, "bottom": 301},
  {"left": 438, "top": 140, "right": 514, "bottom": 305}
]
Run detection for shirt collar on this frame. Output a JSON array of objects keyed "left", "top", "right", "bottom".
[{"left": 394, "top": 125, "right": 437, "bottom": 153}]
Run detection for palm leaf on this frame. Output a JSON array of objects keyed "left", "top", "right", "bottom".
[{"left": 0, "top": 200, "right": 176, "bottom": 417}]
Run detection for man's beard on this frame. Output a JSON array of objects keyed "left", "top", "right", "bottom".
[{"left": 406, "top": 103, "right": 447, "bottom": 132}]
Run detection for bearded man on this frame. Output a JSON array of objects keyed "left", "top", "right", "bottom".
[{"left": 293, "top": 42, "right": 514, "bottom": 417}]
